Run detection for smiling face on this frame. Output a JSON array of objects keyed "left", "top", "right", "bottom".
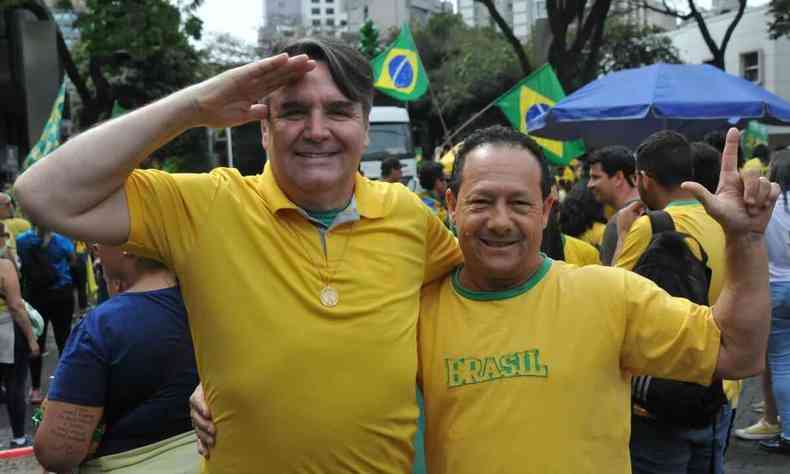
[
  {"left": 447, "top": 144, "right": 554, "bottom": 291},
  {"left": 262, "top": 62, "right": 369, "bottom": 209}
]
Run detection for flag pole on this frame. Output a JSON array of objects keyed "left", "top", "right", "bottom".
[
  {"left": 441, "top": 99, "right": 498, "bottom": 148},
  {"left": 428, "top": 83, "right": 449, "bottom": 140}
]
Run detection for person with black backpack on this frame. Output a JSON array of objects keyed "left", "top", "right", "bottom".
[
  {"left": 613, "top": 130, "right": 736, "bottom": 474},
  {"left": 16, "top": 225, "right": 76, "bottom": 405}
]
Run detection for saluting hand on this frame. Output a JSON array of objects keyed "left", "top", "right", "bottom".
[
  {"left": 682, "top": 128, "right": 780, "bottom": 238},
  {"left": 189, "top": 53, "right": 316, "bottom": 129}
]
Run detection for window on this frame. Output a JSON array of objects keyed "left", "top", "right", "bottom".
[
  {"left": 326, "top": 18, "right": 335, "bottom": 26},
  {"left": 340, "top": 19, "right": 347, "bottom": 26},
  {"left": 326, "top": 0, "right": 334, "bottom": 2},
  {"left": 312, "top": 19, "right": 321, "bottom": 26},
  {"left": 741, "top": 51, "right": 762, "bottom": 84},
  {"left": 326, "top": 8, "right": 334, "bottom": 14},
  {"left": 311, "top": 0, "right": 319, "bottom": 3},
  {"left": 312, "top": 8, "right": 320, "bottom": 14},
  {"left": 534, "top": 1, "right": 547, "bottom": 19}
]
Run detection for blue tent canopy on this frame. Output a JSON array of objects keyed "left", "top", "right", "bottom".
[{"left": 527, "top": 63, "right": 790, "bottom": 149}]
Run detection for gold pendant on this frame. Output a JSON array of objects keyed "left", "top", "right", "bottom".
[{"left": 319, "top": 286, "right": 339, "bottom": 307}]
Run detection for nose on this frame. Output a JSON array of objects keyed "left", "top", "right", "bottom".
[
  {"left": 303, "top": 110, "right": 330, "bottom": 142},
  {"left": 486, "top": 201, "right": 513, "bottom": 235}
]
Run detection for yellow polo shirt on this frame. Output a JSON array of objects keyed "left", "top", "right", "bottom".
[
  {"left": 123, "top": 165, "right": 462, "bottom": 473},
  {"left": 579, "top": 221, "right": 606, "bottom": 247},
  {"left": 562, "top": 234, "right": 600, "bottom": 266},
  {"left": 419, "top": 260, "right": 721, "bottom": 474}
]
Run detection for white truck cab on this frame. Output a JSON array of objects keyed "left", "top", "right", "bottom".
[{"left": 361, "top": 106, "right": 417, "bottom": 184}]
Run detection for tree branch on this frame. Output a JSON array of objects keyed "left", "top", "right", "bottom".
[
  {"left": 639, "top": 0, "right": 694, "bottom": 20},
  {"left": 719, "top": 0, "right": 747, "bottom": 60},
  {"left": 474, "top": 0, "right": 532, "bottom": 75},
  {"left": 687, "top": 0, "right": 722, "bottom": 66}
]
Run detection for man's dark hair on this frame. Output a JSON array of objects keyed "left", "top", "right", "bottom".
[
  {"left": 752, "top": 143, "right": 771, "bottom": 166},
  {"left": 690, "top": 142, "right": 721, "bottom": 194},
  {"left": 380, "top": 158, "right": 401, "bottom": 178},
  {"left": 418, "top": 161, "right": 444, "bottom": 190},
  {"left": 272, "top": 37, "right": 374, "bottom": 116},
  {"left": 587, "top": 145, "right": 635, "bottom": 187},
  {"left": 450, "top": 125, "right": 552, "bottom": 199},
  {"left": 635, "top": 130, "right": 693, "bottom": 188}
]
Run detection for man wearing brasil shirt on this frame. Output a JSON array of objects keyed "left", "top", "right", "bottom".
[
  {"left": 417, "top": 125, "right": 775, "bottom": 473},
  {"left": 193, "top": 125, "right": 778, "bottom": 473}
]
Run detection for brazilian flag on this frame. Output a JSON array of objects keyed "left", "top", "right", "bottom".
[
  {"left": 495, "top": 65, "right": 585, "bottom": 166},
  {"left": 23, "top": 83, "right": 66, "bottom": 171},
  {"left": 371, "top": 23, "right": 428, "bottom": 102}
]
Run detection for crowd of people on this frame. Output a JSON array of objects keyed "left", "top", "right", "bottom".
[{"left": 0, "top": 36, "right": 786, "bottom": 474}]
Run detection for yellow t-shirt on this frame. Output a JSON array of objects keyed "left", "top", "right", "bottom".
[
  {"left": 742, "top": 157, "right": 768, "bottom": 176},
  {"left": 562, "top": 234, "right": 600, "bottom": 266},
  {"left": 614, "top": 200, "right": 742, "bottom": 406},
  {"left": 419, "top": 260, "right": 720, "bottom": 474},
  {"left": 579, "top": 221, "right": 606, "bottom": 247},
  {"left": 123, "top": 166, "right": 462, "bottom": 473},
  {"left": 4, "top": 217, "right": 31, "bottom": 251}
]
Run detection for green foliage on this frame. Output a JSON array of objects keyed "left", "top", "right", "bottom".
[
  {"left": 414, "top": 13, "right": 521, "bottom": 122},
  {"left": 591, "top": 21, "right": 682, "bottom": 76},
  {"left": 769, "top": 0, "right": 790, "bottom": 39},
  {"left": 358, "top": 19, "right": 381, "bottom": 58}
]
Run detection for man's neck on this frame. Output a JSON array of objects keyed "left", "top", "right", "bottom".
[
  {"left": 656, "top": 188, "right": 697, "bottom": 210},
  {"left": 459, "top": 257, "right": 544, "bottom": 293},
  {"left": 614, "top": 188, "right": 640, "bottom": 211},
  {"left": 123, "top": 270, "right": 177, "bottom": 294}
]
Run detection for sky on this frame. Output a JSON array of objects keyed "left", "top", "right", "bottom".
[{"left": 195, "top": 0, "right": 768, "bottom": 47}]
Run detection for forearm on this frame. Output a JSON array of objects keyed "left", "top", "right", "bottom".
[
  {"left": 712, "top": 232, "right": 771, "bottom": 379},
  {"left": 15, "top": 89, "right": 199, "bottom": 227},
  {"left": 8, "top": 302, "right": 34, "bottom": 345}
]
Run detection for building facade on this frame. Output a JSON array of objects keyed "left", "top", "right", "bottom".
[
  {"left": 345, "top": 0, "right": 452, "bottom": 33},
  {"left": 666, "top": 5, "right": 790, "bottom": 147}
]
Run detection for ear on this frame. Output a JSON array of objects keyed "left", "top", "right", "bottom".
[
  {"left": 445, "top": 188, "right": 457, "bottom": 222},
  {"left": 541, "top": 193, "right": 557, "bottom": 229},
  {"left": 260, "top": 120, "right": 269, "bottom": 151}
]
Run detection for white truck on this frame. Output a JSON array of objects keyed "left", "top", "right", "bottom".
[{"left": 360, "top": 106, "right": 417, "bottom": 184}]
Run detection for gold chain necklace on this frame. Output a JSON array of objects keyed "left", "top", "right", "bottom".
[{"left": 283, "top": 215, "right": 354, "bottom": 308}]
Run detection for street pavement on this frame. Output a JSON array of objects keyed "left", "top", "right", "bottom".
[{"left": 1, "top": 327, "right": 788, "bottom": 472}]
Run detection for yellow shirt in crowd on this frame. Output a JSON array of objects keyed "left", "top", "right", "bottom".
[
  {"left": 419, "top": 260, "right": 721, "bottom": 474},
  {"left": 123, "top": 166, "right": 462, "bottom": 473},
  {"left": 562, "top": 233, "right": 601, "bottom": 266},
  {"left": 579, "top": 221, "right": 606, "bottom": 247},
  {"left": 614, "top": 200, "right": 741, "bottom": 406}
]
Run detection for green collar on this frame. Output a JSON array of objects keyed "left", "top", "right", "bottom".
[
  {"left": 451, "top": 256, "right": 552, "bottom": 302},
  {"left": 666, "top": 199, "right": 700, "bottom": 208}
]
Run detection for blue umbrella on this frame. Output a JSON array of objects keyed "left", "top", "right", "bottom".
[{"left": 527, "top": 63, "right": 790, "bottom": 149}]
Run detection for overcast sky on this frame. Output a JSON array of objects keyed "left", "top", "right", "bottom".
[{"left": 195, "top": 0, "right": 767, "bottom": 47}]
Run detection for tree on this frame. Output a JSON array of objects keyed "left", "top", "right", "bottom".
[
  {"left": 412, "top": 13, "right": 523, "bottom": 148},
  {"left": 641, "top": 0, "right": 747, "bottom": 70},
  {"left": 590, "top": 21, "right": 682, "bottom": 76},
  {"left": 8, "top": 0, "right": 206, "bottom": 128},
  {"left": 199, "top": 32, "right": 259, "bottom": 79},
  {"left": 546, "top": 0, "right": 614, "bottom": 92},
  {"left": 473, "top": 0, "right": 532, "bottom": 75},
  {"left": 768, "top": 0, "right": 790, "bottom": 39},
  {"left": 358, "top": 19, "right": 381, "bottom": 59}
]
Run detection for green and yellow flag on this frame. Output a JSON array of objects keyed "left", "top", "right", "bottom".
[
  {"left": 495, "top": 64, "right": 585, "bottom": 165},
  {"left": 23, "top": 82, "right": 66, "bottom": 170},
  {"left": 371, "top": 23, "right": 428, "bottom": 102}
]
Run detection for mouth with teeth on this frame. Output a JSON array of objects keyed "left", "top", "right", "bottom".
[
  {"left": 296, "top": 151, "right": 340, "bottom": 158},
  {"left": 480, "top": 238, "right": 520, "bottom": 248}
]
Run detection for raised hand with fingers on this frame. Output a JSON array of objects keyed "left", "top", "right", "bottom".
[
  {"left": 681, "top": 128, "right": 780, "bottom": 238},
  {"left": 190, "top": 53, "right": 317, "bottom": 129}
]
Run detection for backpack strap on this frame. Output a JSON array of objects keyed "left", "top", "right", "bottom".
[
  {"left": 648, "top": 210, "right": 709, "bottom": 266},
  {"left": 647, "top": 210, "right": 675, "bottom": 235}
]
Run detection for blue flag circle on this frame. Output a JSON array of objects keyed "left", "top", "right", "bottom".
[
  {"left": 388, "top": 55, "right": 415, "bottom": 89},
  {"left": 526, "top": 103, "right": 551, "bottom": 124}
]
